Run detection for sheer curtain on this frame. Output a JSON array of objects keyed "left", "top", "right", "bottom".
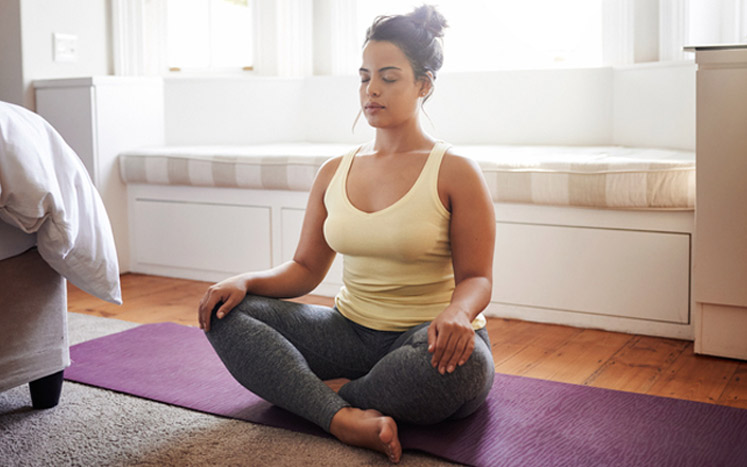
[
  {"left": 112, "top": 0, "right": 167, "bottom": 76},
  {"left": 111, "top": 0, "right": 310, "bottom": 77},
  {"left": 660, "top": 0, "right": 747, "bottom": 62}
]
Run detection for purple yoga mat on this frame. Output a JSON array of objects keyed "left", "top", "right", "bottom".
[{"left": 65, "top": 322, "right": 747, "bottom": 466}]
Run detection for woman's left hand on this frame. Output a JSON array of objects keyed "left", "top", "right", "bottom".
[{"left": 427, "top": 306, "right": 476, "bottom": 375}]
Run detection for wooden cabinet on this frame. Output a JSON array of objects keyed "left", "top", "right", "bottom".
[
  {"left": 688, "top": 45, "right": 747, "bottom": 360},
  {"left": 34, "top": 77, "right": 164, "bottom": 272}
]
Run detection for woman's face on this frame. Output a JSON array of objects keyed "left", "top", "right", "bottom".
[{"left": 359, "top": 40, "right": 428, "bottom": 129}]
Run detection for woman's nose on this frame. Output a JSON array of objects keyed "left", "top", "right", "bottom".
[{"left": 367, "top": 82, "right": 380, "bottom": 97}]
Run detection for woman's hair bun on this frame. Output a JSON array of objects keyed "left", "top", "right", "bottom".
[
  {"left": 364, "top": 4, "right": 447, "bottom": 85},
  {"left": 406, "top": 4, "right": 448, "bottom": 38}
]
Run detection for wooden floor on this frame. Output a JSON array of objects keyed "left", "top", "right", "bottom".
[{"left": 68, "top": 273, "right": 747, "bottom": 409}]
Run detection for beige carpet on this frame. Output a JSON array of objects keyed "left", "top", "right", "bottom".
[{"left": 0, "top": 313, "right": 460, "bottom": 466}]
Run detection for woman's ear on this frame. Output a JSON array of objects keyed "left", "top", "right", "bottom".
[{"left": 419, "top": 71, "right": 434, "bottom": 98}]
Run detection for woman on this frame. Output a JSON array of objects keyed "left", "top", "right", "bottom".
[{"left": 198, "top": 5, "right": 496, "bottom": 463}]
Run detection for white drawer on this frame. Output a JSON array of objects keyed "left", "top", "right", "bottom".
[
  {"left": 133, "top": 199, "right": 272, "bottom": 275},
  {"left": 493, "top": 222, "right": 690, "bottom": 324}
]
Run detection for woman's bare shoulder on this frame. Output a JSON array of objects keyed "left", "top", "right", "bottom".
[
  {"left": 441, "top": 150, "right": 484, "bottom": 182},
  {"left": 436, "top": 150, "right": 489, "bottom": 212},
  {"left": 309, "top": 154, "right": 345, "bottom": 197},
  {"left": 319, "top": 154, "right": 344, "bottom": 176}
]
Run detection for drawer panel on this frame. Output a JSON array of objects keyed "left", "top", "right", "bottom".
[
  {"left": 134, "top": 200, "right": 271, "bottom": 274},
  {"left": 493, "top": 223, "right": 690, "bottom": 323}
]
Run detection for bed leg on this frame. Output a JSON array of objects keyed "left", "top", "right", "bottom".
[{"left": 29, "top": 370, "right": 64, "bottom": 409}]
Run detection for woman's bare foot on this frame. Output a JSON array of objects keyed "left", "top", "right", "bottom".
[{"left": 329, "top": 407, "right": 402, "bottom": 463}]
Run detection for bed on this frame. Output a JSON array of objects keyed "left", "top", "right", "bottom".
[
  {"left": 119, "top": 143, "right": 695, "bottom": 339},
  {"left": 0, "top": 101, "right": 121, "bottom": 408}
]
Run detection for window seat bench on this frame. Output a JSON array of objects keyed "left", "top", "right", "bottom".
[{"left": 120, "top": 143, "right": 695, "bottom": 339}]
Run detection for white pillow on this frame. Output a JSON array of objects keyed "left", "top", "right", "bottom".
[{"left": 0, "top": 101, "right": 122, "bottom": 304}]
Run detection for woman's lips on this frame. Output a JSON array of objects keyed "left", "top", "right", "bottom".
[{"left": 365, "top": 103, "right": 384, "bottom": 111}]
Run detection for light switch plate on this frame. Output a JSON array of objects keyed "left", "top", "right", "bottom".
[{"left": 53, "top": 33, "right": 78, "bottom": 62}]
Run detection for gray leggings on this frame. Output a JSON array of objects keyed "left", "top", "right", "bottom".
[{"left": 205, "top": 295, "right": 495, "bottom": 432}]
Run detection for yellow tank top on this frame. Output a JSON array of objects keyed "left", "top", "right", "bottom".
[{"left": 323, "top": 141, "right": 487, "bottom": 332}]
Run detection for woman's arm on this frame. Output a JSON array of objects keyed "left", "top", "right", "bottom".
[
  {"left": 428, "top": 153, "right": 496, "bottom": 374},
  {"left": 198, "top": 157, "right": 341, "bottom": 330}
]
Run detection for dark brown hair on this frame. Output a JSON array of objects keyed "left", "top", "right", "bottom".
[{"left": 364, "top": 4, "right": 448, "bottom": 100}]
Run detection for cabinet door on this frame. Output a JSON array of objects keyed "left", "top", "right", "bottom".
[
  {"left": 493, "top": 223, "right": 691, "bottom": 323},
  {"left": 693, "top": 60, "right": 747, "bottom": 308},
  {"left": 35, "top": 87, "right": 97, "bottom": 182},
  {"left": 133, "top": 200, "right": 272, "bottom": 275}
]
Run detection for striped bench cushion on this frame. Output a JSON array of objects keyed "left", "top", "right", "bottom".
[{"left": 119, "top": 144, "right": 695, "bottom": 210}]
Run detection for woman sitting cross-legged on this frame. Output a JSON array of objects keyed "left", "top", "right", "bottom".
[{"left": 197, "top": 5, "right": 496, "bottom": 463}]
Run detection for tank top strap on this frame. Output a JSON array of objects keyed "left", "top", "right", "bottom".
[
  {"left": 422, "top": 140, "right": 450, "bottom": 175},
  {"left": 329, "top": 144, "right": 363, "bottom": 191},
  {"left": 421, "top": 140, "right": 450, "bottom": 188},
  {"left": 339, "top": 144, "right": 362, "bottom": 174}
]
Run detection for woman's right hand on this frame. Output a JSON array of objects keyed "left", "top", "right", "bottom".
[{"left": 198, "top": 274, "right": 249, "bottom": 331}]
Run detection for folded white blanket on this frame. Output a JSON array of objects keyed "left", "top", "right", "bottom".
[{"left": 0, "top": 101, "right": 122, "bottom": 304}]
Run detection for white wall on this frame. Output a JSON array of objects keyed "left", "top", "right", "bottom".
[
  {"left": 0, "top": 0, "right": 24, "bottom": 106},
  {"left": 613, "top": 61, "right": 695, "bottom": 150},
  {"left": 29, "top": 62, "right": 693, "bottom": 150},
  {"left": 164, "top": 76, "right": 307, "bottom": 145},
  {"left": 303, "top": 75, "right": 374, "bottom": 144},
  {"left": 167, "top": 67, "right": 619, "bottom": 147},
  {"left": 0, "top": 0, "right": 112, "bottom": 110},
  {"left": 427, "top": 68, "right": 613, "bottom": 146}
]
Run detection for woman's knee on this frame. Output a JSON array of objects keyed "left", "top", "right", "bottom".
[
  {"left": 232, "top": 294, "right": 279, "bottom": 317},
  {"left": 208, "top": 294, "right": 277, "bottom": 330},
  {"left": 461, "top": 331, "right": 495, "bottom": 387},
  {"left": 420, "top": 332, "right": 494, "bottom": 422},
  {"left": 357, "top": 341, "right": 490, "bottom": 425},
  {"left": 447, "top": 334, "right": 494, "bottom": 419},
  {"left": 205, "top": 294, "right": 273, "bottom": 348}
]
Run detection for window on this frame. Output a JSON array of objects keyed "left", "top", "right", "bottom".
[
  {"left": 166, "top": 0, "right": 253, "bottom": 72},
  {"left": 114, "top": 0, "right": 746, "bottom": 77},
  {"left": 355, "top": 0, "right": 604, "bottom": 72}
]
